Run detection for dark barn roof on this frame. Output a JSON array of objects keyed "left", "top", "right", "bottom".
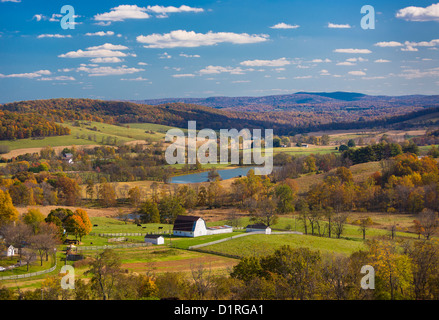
[
  {"left": 144, "top": 235, "right": 164, "bottom": 239},
  {"left": 246, "top": 223, "right": 269, "bottom": 229},
  {"left": 173, "top": 215, "right": 201, "bottom": 232}
]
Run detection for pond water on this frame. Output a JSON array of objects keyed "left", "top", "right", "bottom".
[{"left": 170, "top": 167, "right": 255, "bottom": 184}]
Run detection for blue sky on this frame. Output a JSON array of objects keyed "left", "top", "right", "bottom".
[{"left": 1, "top": 0, "right": 439, "bottom": 103}]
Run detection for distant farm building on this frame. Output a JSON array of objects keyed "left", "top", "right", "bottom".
[
  {"left": 301, "top": 144, "right": 309, "bottom": 148},
  {"left": 246, "top": 223, "right": 272, "bottom": 234},
  {"left": 5, "top": 245, "right": 18, "bottom": 257},
  {"left": 144, "top": 235, "right": 165, "bottom": 245},
  {"left": 173, "top": 215, "right": 233, "bottom": 237}
]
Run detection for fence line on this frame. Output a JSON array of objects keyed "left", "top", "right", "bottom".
[
  {"left": 0, "top": 258, "right": 57, "bottom": 281},
  {"left": 95, "top": 231, "right": 170, "bottom": 237},
  {"left": 72, "top": 242, "right": 150, "bottom": 251}
]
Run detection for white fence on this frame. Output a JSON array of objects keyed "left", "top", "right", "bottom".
[
  {"left": 0, "top": 259, "right": 57, "bottom": 281},
  {"left": 73, "top": 242, "right": 150, "bottom": 251}
]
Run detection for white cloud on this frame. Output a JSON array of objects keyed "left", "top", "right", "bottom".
[
  {"left": 270, "top": 22, "right": 300, "bottom": 29},
  {"left": 199, "top": 66, "right": 246, "bottom": 75},
  {"left": 1, "top": 0, "right": 21, "bottom": 2},
  {"left": 337, "top": 61, "right": 356, "bottom": 66},
  {"left": 138, "top": 62, "right": 148, "bottom": 66},
  {"left": 180, "top": 53, "right": 201, "bottom": 58},
  {"left": 374, "top": 59, "right": 391, "bottom": 63},
  {"left": 120, "top": 77, "right": 149, "bottom": 81},
  {"left": 159, "top": 52, "right": 172, "bottom": 59},
  {"left": 346, "top": 57, "right": 368, "bottom": 62},
  {"left": 348, "top": 70, "right": 366, "bottom": 76},
  {"left": 374, "top": 41, "right": 403, "bottom": 47},
  {"left": 294, "top": 75, "right": 312, "bottom": 79},
  {"left": 240, "top": 57, "right": 290, "bottom": 67},
  {"left": 38, "top": 76, "right": 75, "bottom": 81},
  {"left": 328, "top": 23, "right": 351, "bottom": 28},
  {"left": 334, "top": 48, "right": 372, "bottom": 54},
  {"left": 37, "top": 34, "right": 72, "bottom": 39},
  {"left": 77, "top": 65, "right": 144, "bottom": 77},
  {"left": 59, "top": 43, "right": 130, "bottom": 59},
  {"left": 320, "top": 69, "right": 330, "bottom": 76},
  {"left": 137, "top": 30, "right": 269, "bottom": 48},
  {"left": 33, "top": 14, "right": 44, "bottom": 21},
  {"left": 94, "top": 5, "right": 151, "bottom": 22},
  {"left": 311, "top": 58, "right": 332, "bottom": 63},
  {"left": 0, "top": 70, "right": 51, "bottom": 79},
  {"left": 85, "top": 31, "right": 115, "bottom": 37},
  {"left": 146, "top": 5, "right": 203, "bottom": 18},
  {"left": 399, "top": 67, "right": 439, "bottom": 79},
  {"left": 90, "top": 57, "right": 123, "bottom": 63},
  {"left": 87, "top": 43, "right": 128, "bottom": 51},
  {"left": 396, "top": 3, "right": 439, "bottom": 22},
  {"left": 172, "top": 74, "right": 196, "bottom": 78}
]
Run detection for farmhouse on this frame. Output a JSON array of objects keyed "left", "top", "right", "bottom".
[
  {"left": 144, "top": 235, "right": 165, "bottom": 245},
  {"left": 246, "top": 223, "right": 271, "bottom": 234},
  {"left": 173, "top": 215, "right": 233, "bottom": 237}
]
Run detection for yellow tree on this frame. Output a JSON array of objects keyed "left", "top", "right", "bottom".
[
  {"left": 0, "top": 189, "right": 19, "bottom": 226},
  {"left": 368, "top": 241, "right": 413, "bottom": 300}
]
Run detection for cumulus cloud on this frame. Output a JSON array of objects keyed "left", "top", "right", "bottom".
[
  {"left": 146, "top": 5, "right": 203, "bottom": 18},
  {"left": 348, "top": 70, "right": 367, "bottom": 76},
  {"left": 269, "top": 22, "right": 300, "bottom": 29},
  {"left": 311, "top": 58, "right": 332, "bottom": 63},
  {"left": 37, "top": 34, "right": 72, "bottom": 39},
  {"left": 240, "top": 57, "right": 290, "bottom": 67},
  {"left": 77, "top": 65, "right": 144, "bottom": 76},
  {"left": 85, "top": 31, "right": 115, "bottom": 37},
  {"left": 94, "top": 4, "right": 204, "bottom": 22},
  {"left": 374, "top": 41, "right": 403, "bottom": 47},
  {"left": 94, "top": 5, "right": 151, "bottom": 22},
  {"left": 0, "top": 70, "right": 51, "bottom": 79},
  {"left": 396, "top": 3, "right": 439, "bottom": 22},
  {"left": 180, "top": 53, "right": 201, "bottom": 58},
  {"left": 136, "top": 30, "right": 269, "bottom": 48},
  {"left": 328, "top": 23, "right": 351, "bottom": 28},
  {"left": 374, "top": 59, "right": 391, "bottom": 63},
  {"left": 199, "top": 66, "right": 246, "bottom": 75},
  {"left": 172, "top": 74, "right": 196, "bottom": 78},
  {"left": 59, "top": 43, "right": 130, "bottom": 58},
  {"left": 120, "top": 77, "right": 149, "bottom": 81},
  {"left": 334, "top": 48, "right": 372, "bottom": 54},
  {"left": 90, "top": 57, "right": 123, "bottom": 63},
  {"left": 37, "top": 76, "right": 75, "bottom": 81},
  {"left": 337, "top": 61, "right": 356, "bottom": 66}
]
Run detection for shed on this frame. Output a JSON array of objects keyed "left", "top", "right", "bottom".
[
  {"left": 173, "top": 215, "right": 208, "bottom": 237},
  {"left": 246, "top": 223, "right": 272, "bottom": 234},
  {"left": 144, "top": 235, "right": 165, "bottom": 245},
  {"left": 5, "top": 245, "right": 18, "bottom": 257}
]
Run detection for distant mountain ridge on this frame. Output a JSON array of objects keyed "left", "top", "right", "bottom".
[{"left": 131, "top": 91, "right": 439, "bottom": 112}]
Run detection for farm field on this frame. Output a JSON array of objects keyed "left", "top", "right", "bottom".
[
  {"left": 0, "top": 120, "right": 174, "bottom": 156},
  {"left": 200, "top": 233, "right": 366, "bottom": 257}
]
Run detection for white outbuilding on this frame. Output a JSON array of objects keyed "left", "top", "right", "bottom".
[
  {"left": 5, "top": 245, "right": 18, "bottom": 257},
  {"left": 144, "top": 235, "right": 165, "bottom": 245},
  {"left": 246, "top": 223, "right": 272, "bottom": 234}
]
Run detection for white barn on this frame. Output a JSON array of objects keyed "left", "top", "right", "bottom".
[
  {"left": 173, "top": 215, "right": 233, "bottom": 237},
  {"left": 246, "top": 223, "right": 271, "bottom": 234},
  {"left": 144, "top": 235, "right": 165, "bottom": 245}
]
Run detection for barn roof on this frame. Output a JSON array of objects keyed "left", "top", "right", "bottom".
[
  {"left": 173, "top": 215, "right": 202, "bottom": 232},
  {"left": 246, "top": 223, "right": 269, "bottom": 229},
  {"left": 144, "top": 235, "right": 164, "bottom": 239}
]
